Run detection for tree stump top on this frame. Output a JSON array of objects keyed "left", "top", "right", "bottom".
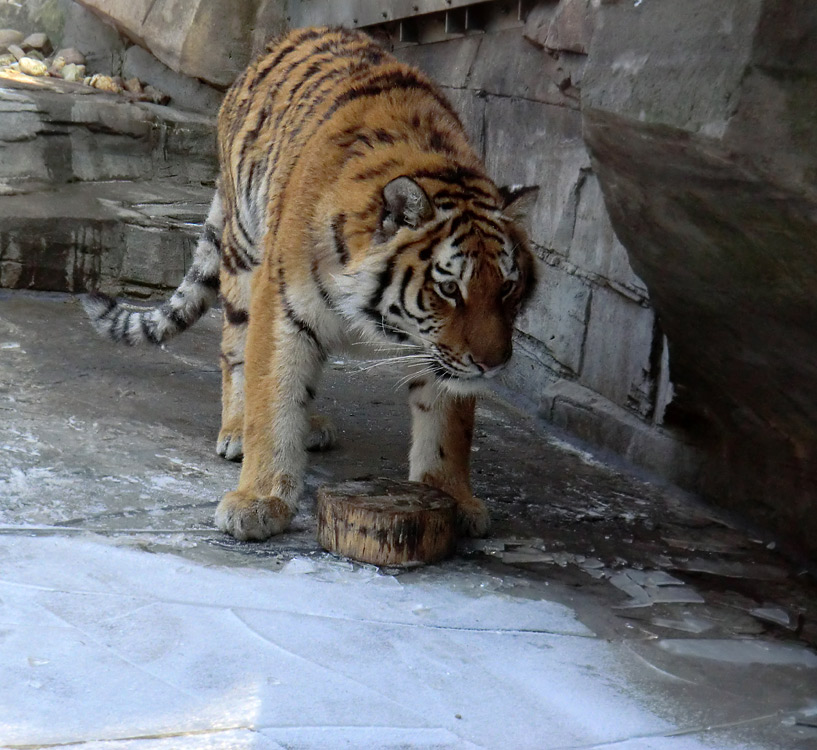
[{"left": 316, "top": 477, "right": 456, "bottom": 567}]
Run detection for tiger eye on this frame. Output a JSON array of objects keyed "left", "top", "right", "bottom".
[
  {"left": 501, "top": 279, "right": 515, "bottom": 297},
  {"left": 439, "top": 280, "right": 460, "bottom": 298}
]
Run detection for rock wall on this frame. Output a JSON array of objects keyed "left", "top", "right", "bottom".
[{"left": 582, "top": 0, "right": 817, "bottom": 557}]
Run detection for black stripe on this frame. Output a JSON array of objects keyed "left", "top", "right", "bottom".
[
  {"left": 278, "top": 265, "right": 323, "bottom": 350},
  {"left": 362, "top": 307, "right": 409, "bottom": 342},
  {"left": 225, "top": 224, "right": 255, "bottom": 272},
  {"left": 471, "top": 212, "right": 506, "bottom": 235},
  {"left": 316, "top": 69, "right": 461, "bottom": 134},
  {"left": 368, "top": 256, "right": 397, "bottom": 311},
  {"left": 309, "top": 259, "right": 335, "bottom": 308},
  {"left": 89, "top": 292, "right": 116, "bottom": 319},
  {"left": 353, "top": 158, "right": 400, "bottom": 181},
  {"left": 400, "top": 267, "right": 426, "bottom": 325},
  {"left": 283, "top": 300, "right": 321, "bottom": 347},
  {"left": 331, "top": 213, "right": 350, "bottom": 264},
  {"left": 254, "top": 28, "right": 328, "bottom": 84},
  {"left": 222, "top": 298, "right": 249, "bottom": 326},
  {"left": 451, "top": 231, "right": 469, "bottom": 247},
  {"left": 163, "top": 303, "right": 187, "bottom": 330},
  {"left": 373, "top": 128, "right": 396, "bottom": 145},
  {"left": 412, "top": 165, "right": 486, "bottom": 187},
  {"left": 416, "top": 287, "right": 427, "bottom": 312},
  {"left": 428, "top": 129, "right": 454, "bottom": 153},
  {"left": 203, "top": 223, "right": 222, "bottom": 254},
  {"left": 399, "top": 266, "right": 414, "bottom": 302},
  {"left": 190, "top": 267, "right": 219, "bottom": 290},
  {"left": 140, "top": 316, "right": 160, "bottom": 345},
  {"left": 449, "top": 212, "right": 469, "bottom": 235},
  {"left": 234, "top": 212, "right": 254, "bottom": 249},
  {"left": 471, "top": 199, "right": 502, "bottom": 212}
]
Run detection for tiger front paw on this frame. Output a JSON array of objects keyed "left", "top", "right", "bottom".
[
  {"left": 215, "top": 490, "right": 294, "bottom": 541},
  {"left": 456, "top": 495, "right": 491, "bottom": 538}
]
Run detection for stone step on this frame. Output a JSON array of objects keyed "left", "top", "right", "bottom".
[
  {"left": 0, "top": 179, "right": 213, "bottom": 297},
  {"left": 0, "top": 73, "right": 218, "bottom": 298}
]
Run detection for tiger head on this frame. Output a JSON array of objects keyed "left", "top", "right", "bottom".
[{"left": 339, "top": 175, "right": 537, "bottom": 392}]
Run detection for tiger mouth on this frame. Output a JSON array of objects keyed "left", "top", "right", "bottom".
[{"left": 431, "top": 359, "right": 484, "bottom": 381}]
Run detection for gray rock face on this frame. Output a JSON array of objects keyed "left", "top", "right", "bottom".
[
  {"left": 74, "top": 0, "right": 282, "bottom": 88},
  {"left": 0, "top": 75, "right": 217, "bottom": 298},
  {"left": 582, "top": 0, "right": 817, "bottom": 556}
]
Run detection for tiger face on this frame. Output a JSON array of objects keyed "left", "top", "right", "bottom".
[{"left": 338, "top": 175, "right": 536, "bottom": 392}]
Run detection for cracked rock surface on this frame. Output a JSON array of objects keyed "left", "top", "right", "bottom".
[{"left": 1, "top": 291, "right": 816, "bottom": 749}]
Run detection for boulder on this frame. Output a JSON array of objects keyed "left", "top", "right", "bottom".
[
  {"left": 22, "top": 32, "right": 51, "bottom": 55},
  {"left": 545, "top": 0, "right": 596, "bottom": 54},
  {"left": 582, "top": 0, "right": 817, "bottom": 557},
  {"left": 74, "top": 0, "right": 285, "bottom": 88},
  {"left": 7, "top": 43, "right": 24, "bottom": 62},
  {"left": 54, "top": 47, "right": 86, "bottom": 66},
  {"left": 0, "top": 29, "right": 24, "bottom": 52}
]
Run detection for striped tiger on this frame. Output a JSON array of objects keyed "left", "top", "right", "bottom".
[{"left": 84, "top": 26, "right": 537, "bottom": 541}]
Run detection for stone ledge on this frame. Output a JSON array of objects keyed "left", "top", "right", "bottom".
[
  {"left": 539, "top": 379, "right": 703, "bottom": 490},
  {"left": 0, "top": 179, "right": 212, "bottom": 297}
]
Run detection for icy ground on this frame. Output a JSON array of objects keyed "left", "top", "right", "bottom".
[
  {"left": 1, "top": 291, "right": 817, "bottom": 749},
  {"left": 0, "top": 535, "right": 768, "bottom": 750}
]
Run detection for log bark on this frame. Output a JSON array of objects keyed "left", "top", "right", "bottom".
[{"left": 317, "top": 478, "right": 456, "bottom": 567}]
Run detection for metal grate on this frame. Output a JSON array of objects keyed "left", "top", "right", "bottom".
[{"left": 286, "top": 0, "right": 532, "bottom": 31}]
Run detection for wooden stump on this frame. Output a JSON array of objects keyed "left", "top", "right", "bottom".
[{"left": 316, "top": 477, "right": 456, "bottom": 567}]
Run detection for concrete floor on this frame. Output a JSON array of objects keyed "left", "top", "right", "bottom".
[{"left": 1, "top": 290, "right": 816, "bottom": 749}]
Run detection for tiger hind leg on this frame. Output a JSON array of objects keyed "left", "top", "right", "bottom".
[
  {"left": 216, "top": 268, "right": 250, "bottom": 461},
  {"left": 305, "top": 414, "right": 338, "bottom": 451}
]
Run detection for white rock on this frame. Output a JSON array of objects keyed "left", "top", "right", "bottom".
[
  {"left": 19, "top": 57, "right": 48, "bottom": 77},
  {"left": 60, "top": 64, "right": 86, "bottom": 83}
]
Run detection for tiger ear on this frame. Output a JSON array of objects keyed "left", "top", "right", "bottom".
[
  {"left": 377, "top": 177, "right": 434, "bottom": 241},
  {"left": 498, "top": 184, "right": 539, "bottom": 227}
]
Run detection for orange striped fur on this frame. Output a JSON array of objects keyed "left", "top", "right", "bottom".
[{"left": 85, "top": 27, "right": 537, "bottom": 541}]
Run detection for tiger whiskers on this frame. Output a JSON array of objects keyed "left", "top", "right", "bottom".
[
  {"left": 395, "top": 365, "right": 436, "bottom": 391},
  {"left": 353, "top": 353, "right": 430, "bottom": 372}
]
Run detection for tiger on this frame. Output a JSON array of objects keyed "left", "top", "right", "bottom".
[{"left": 83, "top": 26, "right": 537, "bottom": 542}]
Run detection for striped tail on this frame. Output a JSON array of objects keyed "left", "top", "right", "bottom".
[{"left": 83, "top": 192, "right": 224, "bottom": 346}]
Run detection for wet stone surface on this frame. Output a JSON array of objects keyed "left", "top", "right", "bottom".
[{"left": 1, "top": 290, "right": 817, "bottom": 748}]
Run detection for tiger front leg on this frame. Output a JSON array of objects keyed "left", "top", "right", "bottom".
[
  {"left": 215, "top": 304, "right": 324, "bottom": 541},
  {"left": 407, "top": 380, "right": 490, "bottom": 537}
]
